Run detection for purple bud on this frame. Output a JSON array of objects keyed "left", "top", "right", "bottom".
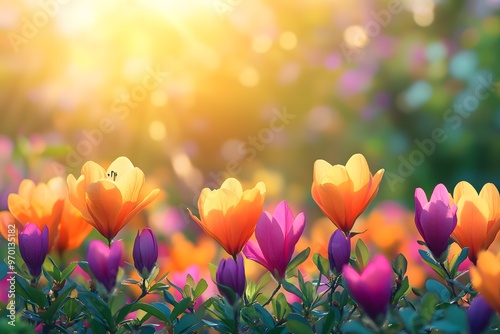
[
  {"left": 468, "top": 295, "right": 494, "bottom": 334},
  {"left": 133, "top": 228, "right": 158, "bottom": 279},
  {"left": 328, "top": 229, "right": 351, "bottom": 273},
  {"left": 414, "top": 184, "right": 457, "bottom": 260},
  {"left": 343, "top": 255, "right": 394, "bottom": 321},
  {"left": 216, "top": 254, "right": 245, "bottom": 304},
  {"left": 18, "top": 223, "right": 49, "bottom": 278},
  {"left": 87, "top": 240, "right": 123, "bottom": 292}
]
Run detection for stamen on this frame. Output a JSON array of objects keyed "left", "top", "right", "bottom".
[{"left": 107, "top": 171, "right": 118, "bottom": 181}]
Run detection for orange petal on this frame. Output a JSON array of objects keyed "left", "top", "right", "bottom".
[
  {"left": 453, "top": 181, "right": 477, "bottom": 203},
  {"left": 81, "top": 161, "right": 106, "bottom": 184},
  {"left": 86, "top": 180, "right": 123, "bottom": 239},
  {"left": 117, "top": 188, "right": 160, "bottom": 235}
]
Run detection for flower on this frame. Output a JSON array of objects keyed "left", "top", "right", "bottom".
[
  {"left": 414, "top": 184, "right": 457, "bottom": 260},
  {"left": 189, "top": 178, "right": 266, "bottom": 256},
  {"left": 311, "top": 154, "right": 384, "bottom": 234},
  {"left": 328, "top": 229, "right": 351, "bottom": 273},
  {"left": 243, "top": 200, "right": 306, "bottom": 280},
  {"left": 87, "top": 239, "right": 123, "bottom": 292},
  {"left": 451, "top": 182, "right": 500, "bottom": 264},
  {"left": 133, "top": 228, "right": 158, "bottom": 279},
  {"left": 19, "top": 223, "right": 49, "bottom": 278},
  {"left": 55, "top": 196, "right": 93, "bottom": 254},
  {"left": 470, "top": 249, "right": 500, "bottom": 313},
  {"left": 343, "top": 254, "right": 393, "bottom": 321},
  {"left": 8, "top": 178, "right": 66, "bottom": 249},
  {"left": 67, "top": 156, "right": 160, "bottom": 242},
  {"left": 216, "top": 254, "right": 245, "bottom": 304},
  {"left": 467, "top": 295, "right": 494, "bottom": 334}
]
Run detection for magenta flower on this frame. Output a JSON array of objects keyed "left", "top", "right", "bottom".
[
  {"left": 133, "top": 228, "right": 158, "bottom": 279},
  {"left": 216, "top": 254, "right": 245, "bottom": 304},
  {"left": 18, "top": 223, "right": 49, "bottom": 278},
  {"left": 414, "top": 184, "right": 457, "bottom": 260},
  {"left": 343, "top": 255, "right": 394, "bottom": 321},
  {"left": 328, "top": 229, "right": 351, "bottom": 273},
  {"left": 87, "top": 240, "right": 123, "bottom": 292},
  {"left": 243, "top": 200, "right": 305, "bottom": 280}
]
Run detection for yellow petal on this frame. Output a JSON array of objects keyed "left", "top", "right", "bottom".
[
  {"left": 345, "top": 153, "right": 371, "bottom": 192},
  {"left": 220, "top": 178, "right": 243, "bottom": 197},
  {"left": 453, "top": 181, "right": 477, "bottom": 203},
  {"left": 107, "top": 156, "right": 135, "bottom": 180},
  {"left": 81, "top": 161, "right": 106, "bottom": 183},
  {"left": 115, "top": 167, "right": 145, "bottom": 203}
]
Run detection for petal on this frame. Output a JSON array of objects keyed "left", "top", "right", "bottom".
[
  {"left": 345, "top": 153, "right": 371, "bottom": 192},
  {"left": 243, "top": 241, "right": 270, "bottom": 271},
  {"left": 220, "top": 178, "right": 243, "bottom": 197},
  {"left": 106, "top": 157, "right": 135, "bottom": 181},
  {"left": 414, "top": 187, "right": 428, "bottom": 237},
  {"left": 453, "top": 181, "right": 478, "bottom": 203},
  {"left": 81, "top": 161, "right": 107, "bottom": 184},
  {"left": 86, "top": 180, "right": 123, "bottom": 239},
  {"left": 116, "top": 188, "right": 160, "bottom": 237}
]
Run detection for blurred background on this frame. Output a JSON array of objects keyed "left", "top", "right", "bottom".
[{"left": 1, "top": 0, "right": 500, "bottom": 290}]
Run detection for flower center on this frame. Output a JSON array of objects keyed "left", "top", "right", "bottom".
[{"left": 107, "top": 171, "right": 118, "bottom": 181}]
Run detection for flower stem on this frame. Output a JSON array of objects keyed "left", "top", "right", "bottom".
[
  {"left": 439, "top": 261, "right": 457, "bottom": 298},
  {"left": 262, "top": 282, "right": 282, "bottom": 307}
]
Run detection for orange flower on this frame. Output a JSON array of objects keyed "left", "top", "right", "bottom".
[
  {"left": 188, "top": 178, "right": 266, "bottom": 256},
  {"left": 54, "top": 197, "right": 94, "bottom": 254},
  {"left": 7, "top": 178, "right": 66, "bottom": 249},
  {"left": 312, "top": 154, "right": 384, "bottom": 234},
  {"left": 452, "top": 182, "right": 500, "bottom": 263},
  {"left": 470, "top": 249, "right": 500, "bottom": 312},
  {"left": 67, "top": 156, "right": 160, "bottom": 242},
  {"left": 0, "top": 211, "right": 23, "bottom": 243}
]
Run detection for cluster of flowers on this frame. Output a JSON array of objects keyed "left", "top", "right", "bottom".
[{"left": 3, "top": 154, "right": 500, "bottom": 332}]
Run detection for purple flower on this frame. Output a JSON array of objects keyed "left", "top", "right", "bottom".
[
  {"left": 468, "top": 295, "right": 494, "bottom": 334},
  {"left": 328, "top": 229, "right": 350, "bottom": 273},
  {"left": 133, "top": 228, "right": 158, "bottom": 279},
  {"left": 343, "top": 255, "right": 394, "bottom": 321},
  {"left": 19, "top": 223, "right": 49, "bottom": 278},
  {"left": 243, "top": 200, "right": 305, "bottom": 280},
  {"left": 414, "top": 184, "right": 457, "bottom": 260},
  {"left": 87, "top": 240, "right": 123, "bottom": 292},
  {"left": 216, "top": 254, "right": 245, "bottom": 304}
]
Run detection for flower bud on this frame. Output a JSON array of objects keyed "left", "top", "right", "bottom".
[
  {"left": 19, "top": 223, "right": 49, "bottom": 278},
  {"left": 216, "top": 254, "right": 245, "bottom": 304},
  {"left": 133, "top": 228, "right": 158, "bottom": 279}
]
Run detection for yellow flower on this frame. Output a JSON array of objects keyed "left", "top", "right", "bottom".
[
  {"left": 452, "top": 182, "right": 500, "bottom": 263},
  {"left": 67, "top": 157, "right": 160, "bottom": 242},
  {"left": 7, "top": 178, "right": 66, "bottom": 249},
  {"left": 188, "top": 178, "right": 266, "bottom": 256},
  {"left": 312, "top": 154, "right": 384, "bottom": 234},
  {"left": 470, "top": 249, "right": 500, "bottom": 312}
]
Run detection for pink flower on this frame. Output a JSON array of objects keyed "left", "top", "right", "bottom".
[
  {"left": 244, "top": 200, "right": 305, "bottom": 280},
  {"left": 343, "top": 255, "right": 394, "bottom": 321}
]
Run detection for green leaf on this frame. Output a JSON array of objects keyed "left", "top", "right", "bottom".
[
  {"left": 354, "top": 239, "right": 369, "bottom": 270},
  {"left": 392, "top": 253, "right": 408, "bottom": 278},
  {"left": 281, "top": 279, "right": 303, "bottom": 300},
  {"left": 272, "top": 293, "right": 290, "bottom": 321},
  {"left": 193, "top": 278, "right": 208, "bottom": 300},
  {"left": 247, "top": 272, "right": 272, "bottom": 303},
  {"left": 341, "top": 321, "right": 376, "bottom": 334},
  {"left": 392, "top": 276, "right": 410, "bottom": 303},
  {"left": 450, "top": 247, "right": 469, "bottom": 278},
  {"left": 312, "top": 253, "right": 330, "bottom": 277},
  {"left": 285, "top": 316, "right": 314, "bottom": 334},
  {"left": 78, "top": 291, "right": 114, "bottom": 329},
  {"left": 43, "top": 256, "right": 61, "bottom": 282},
  {"left": 418, "top": 250, "right": 446, "bottom": 278},
  {"left": 169, "top": 297, "right": 191, "bottom": 322},
  {"left": 425, "top": 279, "right": 450, "bottom": 303},
  {"left": 286, "top": 247, "right": 310, "bottom": 277},
  {"left": 62, "top": 298, "right": 82, "bottom": 322},
  {"left": 321, "top": 307, "right": 336, "bottom": 334},
  {"left": 15, "top": 275, "right": 47, "bottom": 307},
  {"left": 77, "top": 261, "right": 92, "bottom": 277},
  {"left": 116, "top": 302, "right": 169, "bottom": 324},
  {"left": 60, "top": 262, "right": 77, "bottom": 282},
  {"left": 40, "top": 284, "right": 76, "bottom": 321},
  {"left": 208, "top": 263, "right": 217, "bottom": 282},
  {"left": 175, "top": 313, "right": 202, "bottom": 334}
]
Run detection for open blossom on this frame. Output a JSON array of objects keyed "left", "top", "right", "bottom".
[
  {"left": 189, "top": 178, "right": 266, "bottom": 256},
  {"left": 328, "top": 229, "right": 351, "bottom": 273},
  {"left": 19, "top": 223, "right": 49, "bottom": 278},
  {"left": 470, "top": 250, "right": 500, "bottom": 313},
  {"left": 216, "top": 254, "right": 245, "bottom": 304},
  {"left": 414, "top": 184, "right": 457, "bottom": 260},
  {"left": 452, "top": 182, "right": 500, "bottom": 264},
  {"left": 87, "top": 239, "right": 123, "bottom": 292},
  {"left": 7, "top": 178, "right": 65, "bottom": 249},
  {"left": 133, "top": 228, "right": 158, "bottom": 279},
  {"left": 312, "top": 154, "right": 384, "bottom": 234},
  {"left": 67, "top": 157, "right": 160, "bottom": 242},
  {"left": 244, "top": 200, "right": 305, "bottom": 280},
  {"left": 343, "top": 255, "right": 394, "bottom": 321}
]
